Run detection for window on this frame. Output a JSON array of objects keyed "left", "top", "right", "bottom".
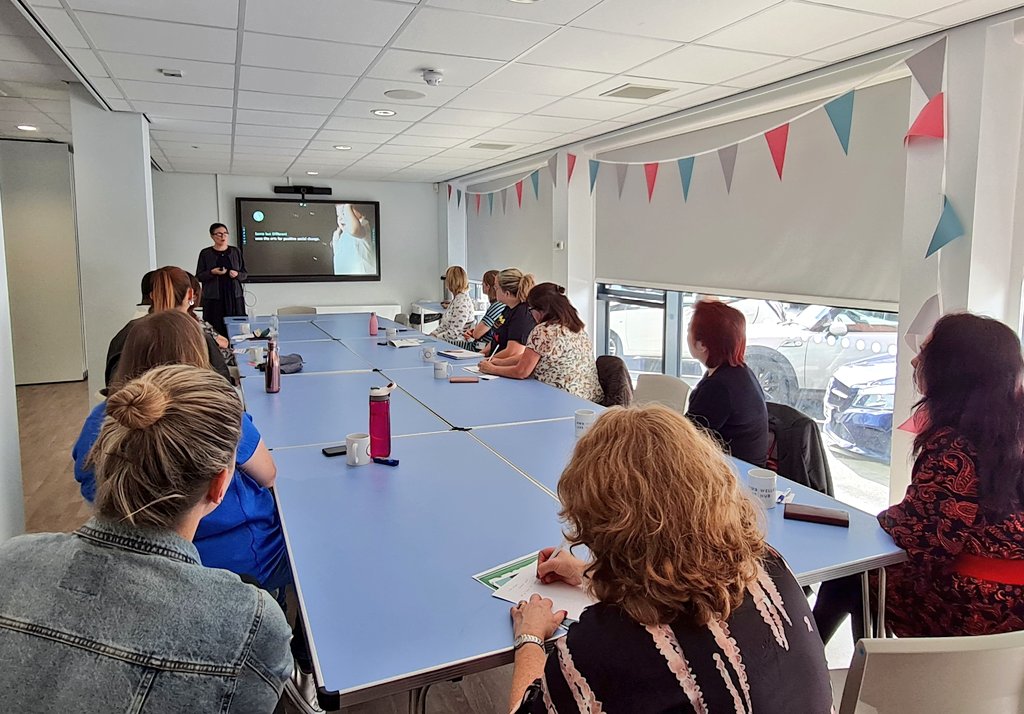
[{"left": 598, "top": 283, "right": 897, "bottom": 513}]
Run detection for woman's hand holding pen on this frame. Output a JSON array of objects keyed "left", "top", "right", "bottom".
[{"left": 537, "top": 547, "right": 586, "bottom": 586}]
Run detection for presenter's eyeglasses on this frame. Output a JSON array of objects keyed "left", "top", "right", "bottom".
[{"left": 212, "top": 230, "right": 229, "bottom": 237}]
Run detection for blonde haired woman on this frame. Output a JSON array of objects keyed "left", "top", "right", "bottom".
[
  {"left": 490, "top": 267, "right": 536, "bottom": 360},
  {"left": 508, "top": 405, "right": 832, "bottom": 713},
  {"left": 433, "top": 265, "right": 476, "bottom": 345},
  {"left": 0, "top": 365, "right": 291, "bottom": 712}
]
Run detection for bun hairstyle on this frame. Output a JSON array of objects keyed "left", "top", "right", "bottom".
[
  {"left": 497, "top": 268, "right": 536, "bottom": 304},
  {"left": 527, "top": 282, "right": 585, "bottom": 333},
  {"left": 90, "top": 364, "right": 242, "bottom": 529},
  {"left": 110, "top": 311, "right": 210, "bottom": 393},
  {"left": 150, "top": 266, "right": 192, "bottom": 313}
]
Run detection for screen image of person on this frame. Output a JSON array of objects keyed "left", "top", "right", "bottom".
[{"left": 332, "top": 203, "right": 376, "bottom": 276}]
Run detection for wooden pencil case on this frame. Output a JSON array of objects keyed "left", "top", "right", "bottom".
[
  {"left": 783, "top": 503, "right": 850, "bottom": 527},
  {"left": 449, "top": 376, "right": 479, "bottom": 383}
]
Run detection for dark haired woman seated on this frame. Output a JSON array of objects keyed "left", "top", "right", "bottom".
[{"left": 814, "top": 313, "right": 1024, "bottom": 642}]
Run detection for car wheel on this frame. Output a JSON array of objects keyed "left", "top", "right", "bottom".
[
  {"left": 608, "top": 331, "right": 624, "bottom": 358},
  {"left": 746, "top": 349, "right": 799, "bottom": 407}
]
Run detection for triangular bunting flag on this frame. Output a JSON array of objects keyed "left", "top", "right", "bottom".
[
  {"left": 456, "top": 189, "right": 462, "bottom": 207},
  {"left": 548, "top": 155, "right": 558, "bottom": 187},
  {"left": 488, "top": 193, "right": 494, "bottom": 215},
  {"left": 926, "top": 195, "right": 964, "bottom": 258},
  {"left": 515, "top": 180, "right": 524, "bottom": 207},
  {"left": 447, "top": 184, "right": 452, "bottom": 201},
  {"left": 677, "top": 157, "right": 694, "bottom": 202},
  {"left": 765, "top": 124, "right": 790, "bottom": 179},
  {"left": 567, "top": 153, "right": 578, "bottom": 184},
  {"left": 904, "top": 293, "right": 941, "bottom": 353},
  {"left": 824, "top": 91, "right": 855, "bottom": 154},
  {"left": 615, "top": 164, "right": 629, "bottom": 198},
  {"left": 475, "top": 193, "right": 481, "bottom": 215},
  {"left": 589, "top": 160, "right": 600, "bottom": 194},
  {"left": 501, "top": 188, "right": 508, "bottom": 214},
  {"left": 906, "top": 38, "right": 946, "bottom": 100},
  {"left": 906, "top": 92, "right": 944, "bottom": 144},
  {"left": 718, "top": 145, "right": 737, "bottom": 193},
  {"left": 644, "top": 163, "right": 659, "bottom": 202},
  {"left": 530, "top": 170, "right": 540, "bottom": 200}
]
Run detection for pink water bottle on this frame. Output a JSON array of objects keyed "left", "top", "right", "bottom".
[
  {"left": 265, "top": 338, "right": 280, "bottom": 394},
  {"left": 369, "top": 383, "right": 394, "bottom": 457},
  {"left": 368, "top": 311, "right": 378, "bottom": 336}
]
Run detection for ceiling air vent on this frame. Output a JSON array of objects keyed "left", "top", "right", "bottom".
[
  {"left": 470, "top": 142, "right": 515, "bottom": 150},
  {"left": 599, "top": 84, "right": 672, "bottom": 100}
]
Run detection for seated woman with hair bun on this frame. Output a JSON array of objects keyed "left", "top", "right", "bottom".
[{"left": 479, "top": 282, "right": 603, "bottom": 402}]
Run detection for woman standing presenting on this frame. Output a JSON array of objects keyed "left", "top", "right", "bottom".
[{"left": 197, "top": 222, "right": 247, "bottom": 336}]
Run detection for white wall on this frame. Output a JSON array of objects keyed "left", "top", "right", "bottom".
[
  {"left": 0, "top": 140, "right": 85, "bottom": 385},
  {"left": 0, "top": 185, "right": 26, "bottom": 541},
  {"left": 153, "top": 172, "right": 441, "bottom": 314},
  {"left": 467, "top": 172, "right": 553, "bottom": 282}
]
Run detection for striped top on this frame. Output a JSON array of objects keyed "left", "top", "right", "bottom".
[{"left": 526, "top": 554, "right": 833, "bottom": 714}]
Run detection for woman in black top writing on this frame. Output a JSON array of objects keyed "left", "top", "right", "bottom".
[
  {"left": 196, "top": 223, "right": 247, "bottom": 336},
  {"left": 686, "top": 299, "right": 769, "bottom": 466}
]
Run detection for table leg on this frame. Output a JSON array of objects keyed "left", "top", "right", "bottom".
[
  {"left": 875, "top": 567, "right": 887, "bottom": 637},
  {"left": 860, "top": 571, "right": 874, "bottom": 639}
]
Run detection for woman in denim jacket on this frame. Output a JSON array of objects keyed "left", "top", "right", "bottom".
[{"left": 0, "top": 364, "right": 292, "bottom": 712}]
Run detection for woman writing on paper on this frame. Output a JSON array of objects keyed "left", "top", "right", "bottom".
[
  {"left": 479, "top": 283, "right": 603, "bottom": 402},
  {"left": 507, "top": 405, "right": 832, "bottom": 713}
]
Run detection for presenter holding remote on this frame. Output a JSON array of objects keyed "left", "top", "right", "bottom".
[{"left": 196, "top": 222, "right": 247, "bottom": 336}]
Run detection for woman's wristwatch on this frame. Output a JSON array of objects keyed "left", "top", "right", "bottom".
[{"left": 513, "top": 634, "right": 545, "bottom": 651}]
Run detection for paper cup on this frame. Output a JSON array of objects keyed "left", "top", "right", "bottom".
[
  {"left": 386, "top": 327, "right": 398, "bottom": 340},
  {"left": 433, "top": 361, "right": 451, "bottom": 379},
  {"left": 748, "top": 468, "right": 778, "bottom": 510},
  {"left": 574, "top": 409, "right": 598, "bottom": 439},
  {"left": 346, "top": 433, "right": 371, "bottom": 466}
]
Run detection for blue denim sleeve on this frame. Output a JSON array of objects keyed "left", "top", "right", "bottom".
[
  {"left": 236, "top": 413, "right": 262, "bottom": 467},
  {"left": 72, "top": 403, "right": 107, "bottom": 503}
]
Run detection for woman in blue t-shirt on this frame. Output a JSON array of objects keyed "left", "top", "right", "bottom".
[{"left": 73, "top": 310, "right": 289, "bottom": 592}]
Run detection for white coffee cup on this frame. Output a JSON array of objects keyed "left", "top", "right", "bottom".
[
  {"left": 433, "top": 361, "right": 451, "bottom": 379},
  {"left": 748, "top": 468, "right": 778, "bottom": 510},
  {"left": 422, "top": 346, "right": 437, "bottom": 362},
  {"left": 346, "top": 433, "right": 371, "bottom": 466},
  {"left": 574, "top": 409, "right": 598, "bottom": 439},
  {"left": 386, "top": 327, "right": 398, "bottom": 340}
]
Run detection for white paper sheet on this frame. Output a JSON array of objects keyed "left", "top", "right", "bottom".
[{"left": 491, "top": 565, "right": 597, "bottom": 622}]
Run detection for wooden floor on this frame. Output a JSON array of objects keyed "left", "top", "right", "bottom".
[{"left": 16, "top": 380, "right": 513, "bottom": 714}]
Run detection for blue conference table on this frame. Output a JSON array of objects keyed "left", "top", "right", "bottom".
[
  {"left": 226, "top": 319, "right": 332, "bottom": 342},
  {"left": 273, "top": 431, "right": 565, "bottom": 709},
  {"left": 314, "top": 313, "right": 407, "bottom": 340},
  {"left": 234, "top": 339, "right": 371, "bottom": 378},
  {"left": 338, "top": 336, "right": 462, "bottom": 371}
]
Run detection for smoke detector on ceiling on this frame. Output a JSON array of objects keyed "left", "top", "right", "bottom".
[{"left": 422, "top": 69, "right": 444, "bottom": 86}]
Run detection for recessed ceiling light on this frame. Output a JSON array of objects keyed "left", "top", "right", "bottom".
[
  {"left": 333, "top": 145, "right": 352, "bottom": 151},
  {"left": 17, "top": 125, "right": 37, "bottom": 131},
  {"left": 306, "top": 171, "right": 319, "bottom": 175},
  {"left": 384, "top": 89, "right": 426, "bottom": 101},
  {"left": 371, "top": 108, "right": 397, "bottom": 117}
]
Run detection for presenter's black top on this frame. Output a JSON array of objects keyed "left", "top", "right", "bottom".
[
  {"left": 687, "top": 363, "right": 769, "bottom": 466},
  {"left": 196, "top": 246, "right": 246, "bottom": 308},
  {"left": 495, "top": 302, "right": 536, "bottom": 353},
  {"left": 105, "top": 318, "right": 231, "bottom": 389}
]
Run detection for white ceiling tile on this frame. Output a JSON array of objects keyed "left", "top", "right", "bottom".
[
  {"left": 100, "top": 52, "right": 236, "bottom": 88},
  {"left": 65, "top": 47, "right": 106, "bottom": 76},
  {"left": 422, "top": 107, "right": 519, "bottom": 127},
  {"left": 917, "top": 0, "right": 1021, "bottom": 24},
  {"left": 475, "top": 63, "right": 610, "bottom": 96},
  {"left": 235, "top": 109, "right": 326, "bottom": 128},
  {"left": 136, "top": 102, "right": 233, "bottom": 122},
  {"left": 87, "top": 75, "right": 122, "bottom": 97},
  {"left": 238, "top": 66, "right": 356, "bottom": 98},
  {"left": 105, "top": 98, "right": 131, "bottom": 111},
  {"left": 310, "top": 129, "right": 389, "bottom": 144},
  {"left": 573, "top": 75, "right": 708, "bottom": 104},
  {"left": 231, "top": 135, "right": 309, "bottom": 148},
  {"left": 346, "top": 77, "right": 464, "bottom": 106},
  {"left": 147, "top": 117, "right": 233, "bottom": 133},
  {"left": 373, "top": 143, "right": 443, "bottom": 156},
  {"left": 631, "top": 44, "right": 784, "bottom": 84},
  {"left": 0, "top": 59, "right": 72, "bottom": 83},
  {"left": 244, "top": 0, "right": 412, "bottom": 44},
  {"left": 0, "top": 2, "right": 46, "bottom": 36},
  {"left": 612, "top": 104, "right": 680, "bottom": 124},
  {"left": 76, "top": 13, "right": 238, "bottom": 62},
  {"left": 230, "top": 145, "right": 302, "bottom": 157},
  {"left": 67, "top": 0, "right": 239, "bottom": 27},
  {"left": 727, "top": 57, "right": 826, "bottom": 88},
  {"left": 519, "top": 27, "right": 679, "bottom": 73},
  {"left": 393, "top": 7, "right": 556, "bottom": 61},
  {"left": 368, "top": 49, "right": 502, "bottom": 86},
  {"left": 161, "top": 144, "right": 233, "bottom": 158},
  {"left": 535, "top": 96, "right": 633, "bottom": 120},
  {"left": 804, "top": 20, "right": 939, "bottom": 61},
  {"left": 401, "top": 121, "right": 489, "bottom": 139},
  {"left": 386, "top": 134, "right": 464, "bottom": 148},
  {"left": 1, "top": 81, "right": 68, "bottom": 99},
  {"left": 659, "top": 84, "right": 743, "bottom": 109},
  {"left": 446, "top": 89, "right": 555, "bottom": 113},
  {"left": 34, "top": 8, "right": 89, "bottom": 48},
  {"left": 0, "top": 97, "right": 38, "bottom": 112},
  {"left": 237, "top": 91, "right": 340, "bottom": 115},
  {"left": 0, "top": 34, "right": 62, "bottom": 65},
  {"left": 152, "top": 130, "right": 233, "bottom": 144},
  {"left": 241, "top": 32, "right": 378, "bottom": 75},
  {"left": 474, "top": 127, "right": 560, "bottom": 143},
  {"left": 321, "top": 116, "right": 413, "bottom": 133},
  {"left": 426, "top": 0, "right": 602, "bottom": 24},
  {"left": 702, "top": 2, "right": 896, "bottom": 56},
  {"left": 26, "top": 98, "right": 68, "bottom": 114},
  {"left": 234, "top": 123, "right": 317, "bottom": 139},
  {"left": 120, "top": 79, "right": 234, "bottom": 106},
  {"left": 571, "top": 0, "right": 784, "bottom": 42},
  {"left": 805, "top": 0, "right": 955, "bottom": 19},
  {"left": 295, "top": 149, "right": 363, "bottom": 161},
  {"left": 333, "top": 99, "right": 436, "bottom": 122},
  {"left": 502, "top": 114, "right": 597, "bottom": 132},
  {"left": 0, "top": 108, "right": 49, "bottom": 124}
]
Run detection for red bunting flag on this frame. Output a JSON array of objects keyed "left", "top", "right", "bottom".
[
  {"left": 515, "top": 180, "right": 524, "bottom": 207},
  {"left": 765, "top": 124, "right": 790, "bottom": 179},
  {"left": 567, "top": 153, "right": 578, "bottom": 184},
  {"left": 644, "top": 163, "right": 659, "bottom": 202},
  {"left": 447, "top": 184, "right": 452, "bottom": 201},
  {"left": 906, "top": 92, "right": 944, "bottom": 143},
  {"left": 475, "top": 193, "right": 481, "bottom": 214}
]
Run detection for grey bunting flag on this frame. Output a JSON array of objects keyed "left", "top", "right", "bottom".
[
  {"left": 718, "top": 144, "right": 738, "bottom": 193},
  {"left": 501, "top": 187, "right": 508, "bottom": 214},
  {"left": 547, "top": 154, "right": 558, "bottom": 187},
  {"left": 906, "top": 38, "right": 946, "bottom": 100},
  {"left": 615, "top": 163, "right": 629, "bottom": 198}
]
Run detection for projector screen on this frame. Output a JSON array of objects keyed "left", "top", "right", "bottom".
[{"left": 237, "top": 197, "right": 381, "bottom": 282}]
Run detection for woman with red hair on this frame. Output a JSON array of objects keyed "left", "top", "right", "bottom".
[{"left": 685, "top": 299, "right": 769, "bottom": 466}]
